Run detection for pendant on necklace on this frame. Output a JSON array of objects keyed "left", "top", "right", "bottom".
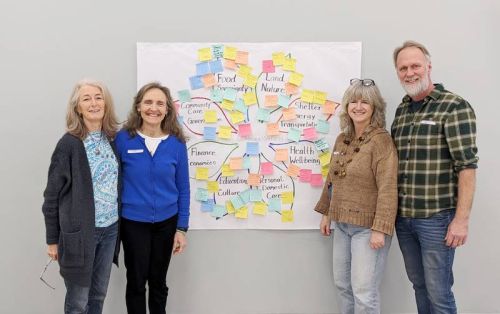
[{"left": 95, "top": 148, "right": 100, "bottom": 155}]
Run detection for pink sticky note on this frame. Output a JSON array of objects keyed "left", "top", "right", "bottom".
[
  {"left": 239, "top": 123, "right": 252, "bottom": 137},
  {"left": 262, "top": 60, "right": 275, "bottom": 73},
  {"left": 303, "top": 127, "right": 318, "bottom": 140},
  {"left": 310, "top": 174, "right": 324, "bottom": 187},
  {"left": 260, "top": 162, "right": 274, "bottom": 175},
  {"left": 299, "top": 169, "right": 312, "bottom": 182}
]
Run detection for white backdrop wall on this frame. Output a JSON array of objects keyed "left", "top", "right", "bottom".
[{"left": 0, "top": 0, "right": 498, "bottom": 313}]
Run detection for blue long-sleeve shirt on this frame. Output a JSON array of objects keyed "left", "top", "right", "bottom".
[{"left": 115, "top": 130, "right": 190, "bottom": 228}]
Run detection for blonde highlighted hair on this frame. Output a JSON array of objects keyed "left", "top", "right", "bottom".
[
  {"left": 124, "top": 82, "right": 187, "bottom": 143},
  {"left": 66, "top": 79, "right": 119, "bottom": 139},
  {"left": 339, "top": 80, "right": 386, "bottom": 138}
]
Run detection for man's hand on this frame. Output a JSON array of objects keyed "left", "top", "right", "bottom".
[{"left": 445, "top": 217, "right": 469, "bottom": 248}]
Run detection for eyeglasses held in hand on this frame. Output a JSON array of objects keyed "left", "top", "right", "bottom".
[
  {"left": 39, "top": 258, "right": 56, "bottom": 290},
  {"left": 350, "top": 78, "right": 376, "bottom": 86}
]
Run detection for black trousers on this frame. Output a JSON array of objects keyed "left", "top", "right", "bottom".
[{"left": 121, "top": 215, "right": 177, "bottom": 314}]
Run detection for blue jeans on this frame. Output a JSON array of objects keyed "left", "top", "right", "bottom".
[
  {"left": 332, "top": 222, "right": 391, "bottom": 314},
  {"left": 396, "top": 210, "right": 456, "bottom": 314},
  {"left": 64, "top": 222, "right": 118, "bottom": 314}
]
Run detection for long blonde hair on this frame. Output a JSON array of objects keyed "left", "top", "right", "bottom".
[
  {"left": 66, "top": 79, "right": 119, "bottom": 139},
  {"left": 123, "top": 82, "right": 187, "bottom": 143},
  {"left": 339, "top": 80, "right": 386, "bottom": 138}
]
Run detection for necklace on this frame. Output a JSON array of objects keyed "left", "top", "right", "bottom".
[{"left": 89, "top": 132, "right": 104, "bottom": 155}]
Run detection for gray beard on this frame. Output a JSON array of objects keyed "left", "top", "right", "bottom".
[{"left": 401, "top": 75, "right": 430, "bottom": 98}]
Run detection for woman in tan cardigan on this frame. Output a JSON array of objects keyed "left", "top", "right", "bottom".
[{"left": 314, "top": 78, "right": 398, "bottom": 314}]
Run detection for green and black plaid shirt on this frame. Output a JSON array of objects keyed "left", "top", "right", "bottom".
[{"left": 391, "top": 84, "right": 478, "bottom": 218}]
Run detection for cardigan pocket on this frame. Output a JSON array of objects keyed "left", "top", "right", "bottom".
[{"left": 59, "top": 230, "right": 84, "bottom": 268}]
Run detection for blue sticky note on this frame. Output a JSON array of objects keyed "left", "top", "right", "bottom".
[
  {"left": 223, "top": 88, "right": 237, "bottom": 101},
  {"left": 243, "top": 156, "right": 251, "bottom": 169},
  {"left": 210, "top": 60, "right": 223, "bottom": 73},
  {"left": 250, "top": 189, "right": 262, "bottom": 202},
  {"left": 177, "top": 116, "right": 184, "bottom": 125},
  {"left": 211, "top": 88, "right": 223, "bottom": 102},
  {"left": 212, "top": 44, "right": 224, "bottom": 58},
  {"left": 239, "top": 189, "right": 252, "bottom": 204},
  {"left": 316, "top": 119, "right": 330, "bottom": 134},
  {"left": 315, "top": 138, "right": 329, "bottom": 151},
  {"left": 230, "top": 195, "right": 244, "bottom": 209},
  {"left": 256, "top": 108, "right": 270, "bottom": 122},
  {"left": 211, "top": 205, "right": 227, "bottom": 218},
  {"left": 234, "top": 99, "right": 247, "bottom": 114},
  {"left": 200, "top": 199, "right": 215, "bottom": 212},
  {"left": 204, "top": 127, "right": 217, "bottom": 141},
  {"left": 196, "top": 62, "right": 211, "bottom": 76},
  {"left": 268, "top": 198, "right": 281, "bottom": 212},
  {"left": 189, "top": 76, "right": 204, "bottom": 90},
  {"left": 178, "top": 89, "right": 191, "bottom": 103},
  {"left": 195, "top": 188, "right": 209, "bottom": 202},
  {"left": 278, "top": 94, "right": 291, "bottom": 108},
  {"left": 288, "top": 127, "right": 301, "bottom": 142},
  {"left": 246, "top": 142, "right": 259, "bottom": 155}
]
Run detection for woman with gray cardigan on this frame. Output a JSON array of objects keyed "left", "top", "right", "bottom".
[{"left": 42, "top": 79, "right": 121, "bottom": 314}]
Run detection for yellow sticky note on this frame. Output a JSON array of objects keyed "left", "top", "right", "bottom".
[
  {"left": 207, "top": 181, "right": 219, "bottom": 193},
  {"left": 313, "top": 91, "right": 327, "bottom": 105},
  {"left": 224, "top": 59, "right": 237, "bottom": 70},
  {"left": 266, "top": 122, "right": 280, "bottom": 136},
  {"left": 319, "top": 152, "right": 332, "bottom": 166},
  {"left": 272, "top": 52, "right": 285, "bottom": 66},
  {"left": 264, "top": 95, "right": 278, "bottom": 107},
  {"left": 301, "top": 89, "right": 314, "bottom": 103},
  {"left": 286, "top": 164, "right": 300, "bottom": 177},
  {"left": 221, "top": 99, "right": 234, "bottom": 111},
  {"left": 243, "top": 74, "right": 258, "bottom": 87},
  {"left": 223, "top": 46, "right": 237, "bottom": 60},
  {"left": 198, "top": 47, "right": 212, "bottom": 62},
  {"left": 275, "top": 148, "right": 288, "bottom": 162},
  {"left": 243, "top": 92, "right": 257, "bottom": 106},
  {"left": 323, "top": 100, "right": 336, "bottom": 114},
  {"left": 248, "top": 173, "right": 261, "bottom": 186},
  {"left": 222, "top": 164, "right": 235, "bottom": 177},
  {"left": 281, "top": 210, "right": 294, "bottom": 222},
  {"left": 226, "top": 200, "right": 235, "bottom": 214},
  {"left": 321, "top": 165, "right": 330, "bottom": 177},
  {"left": 281, "top": 191, "right": 294, "bottom": 204},
  {"left": 237, "top": 65, "right": 252, "bottom": 77},
  {"left": 235, "top": 51, "right": 249, "bottom": 65},
  {"left": 230, "top": 111, "right": 245, "bottom": 124},
  {"left": 218, "top": 126, "right": 232, "bottom": 139},
  {"left": 288, "top": 72, "right": 304, "bottom": 86},
  {"left": 253, "top": 202, "right": 267, "bottom": 216},
  {"left": 283, "top": 58, "right": 296, "bottom": 72},
  {"left": 235, "top": 206, "right": 248, "bottom": 219},
  {"left": 229, "top": 157, "right": 243, "bottom": 170},
  {"left": 195, "top": 167, "right": 209, "bottom": 180},
  {"left": 204, "top": 110, "right": 217, "bottom": 123}
]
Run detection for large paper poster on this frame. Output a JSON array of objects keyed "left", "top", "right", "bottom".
[{"left": 137, "top": 42, "right": 361, "bottom": 229}]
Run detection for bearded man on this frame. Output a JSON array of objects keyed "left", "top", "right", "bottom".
[{"left": 391, "top": 41, "right": 479, "bottom": 314}]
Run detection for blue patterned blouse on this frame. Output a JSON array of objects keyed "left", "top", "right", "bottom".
[{"left": 83, "top": 131, "right": 119, "bottom": 227}]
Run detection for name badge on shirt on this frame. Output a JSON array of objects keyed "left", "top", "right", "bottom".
[
  {"left": 127, "top": 149, "right": 144, "bottom": 154},
  {"left": 420, "top": 120, "right": 436, "bottom": 125}
]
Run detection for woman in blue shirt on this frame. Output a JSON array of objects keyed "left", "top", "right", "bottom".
[
  {"left": 115, "top": 82, "right": 190, "bottom": 314},
  {"left": 42, "top": 79, "right": 120, "bottom": 314}
]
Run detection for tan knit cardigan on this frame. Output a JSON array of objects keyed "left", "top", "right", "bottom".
[{"left": 314, "top": 126, "right": 398, "bottom": 235}]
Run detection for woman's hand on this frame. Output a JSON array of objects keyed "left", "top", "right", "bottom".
[
  {"left": 172, "top": 231, "right": 187, "bottom": 255},
  {"left": 47, "top": 244, "right": 58, "bottom": 260},
  {"left": 369, "top": 230, "right": 385, "bottom": 249},
  {"left": 320, "top": 215, "right": 331, "bottom": 236}
]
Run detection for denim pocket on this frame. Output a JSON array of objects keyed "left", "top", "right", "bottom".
[
  {"left": 59, "top": 230, "right": 84, "bottom": 267},
  {"left": 430, "top": 209, "right": 454, "bottom": 228}
]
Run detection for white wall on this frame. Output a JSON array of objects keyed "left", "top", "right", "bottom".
[{"left": 1, "top": 0, "right": 498, "bottom": 313}]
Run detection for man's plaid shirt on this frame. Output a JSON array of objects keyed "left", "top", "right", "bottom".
[{"left": 391, "top": 84, "right": 478, "bottom": 218}]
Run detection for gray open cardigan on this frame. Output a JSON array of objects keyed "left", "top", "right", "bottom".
[{"left": 42, "top": 133, "right": 121, "bottom": 287}]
